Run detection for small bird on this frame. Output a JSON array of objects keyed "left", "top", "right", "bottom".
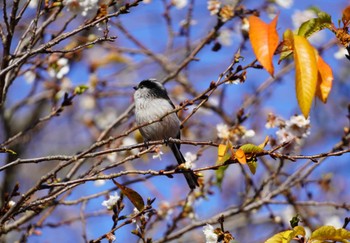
[{"left": 133, "top": 79, "right": 199, "bottom": 189}]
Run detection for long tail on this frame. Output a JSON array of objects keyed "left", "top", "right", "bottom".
[{"left": 170, "top": 143, "right": 199, "bottom": 189}]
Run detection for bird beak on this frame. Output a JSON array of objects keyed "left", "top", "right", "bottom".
[{"left": 133, "top": 86, "right": 137, "bottom": 90}]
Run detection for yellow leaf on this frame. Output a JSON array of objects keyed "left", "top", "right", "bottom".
[
  {"left": 113, "top": 180, "right": 145, "bottom": 211},
  {"left": 258, "top": 136, "right": 269, "bottom": 149},
  {"left": 310, "top": 226, "right": 350, "bottom": 242},
  {"left": 278, "top": 29, "right": 294, "bottom": 64},
  {"left": 217, "top": 143, "right": 231, "bottom": 163},
  {"left": 265, "top": 226, "right": 306, "bottom": 243},
  {"left": 216, "top": 143, "right": 232, "bottom": 187},
  {"left": 249, "top": 15, "right": 279, "bottom": 76},
  {"left": 264, "top": 230, "right": 293, "bottom": 243},
  {"left": 293, "top": 35, "right": 318, "bottom": 117},
  {"left": 316, "top": 55, "right": 333, "bottom": 103},
  {"left": 235, "top": 148, "right": 246, "bottom": 164},
  {"left": 287, "top": 226, "right": 306, "bottom": 242}
]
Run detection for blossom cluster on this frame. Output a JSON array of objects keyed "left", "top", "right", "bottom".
[
  {"left": 207, "top": 0, "right": 236, "bottom": 22},
  {"left": 266, "top": 113, "right": 311, "bottom": 144},
  {"left": 216, "top": 123, "right": 255, "bottom": 141},
  {"left": 63, "top": 0, "right": 102, "bottom": 17}
]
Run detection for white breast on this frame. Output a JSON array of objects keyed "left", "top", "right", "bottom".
[{"left": 135, "top": 97, "right": 180, "bottom": 141}]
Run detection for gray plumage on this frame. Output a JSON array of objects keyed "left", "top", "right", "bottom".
[{"left": 133, "top": 79, "right": 199, "bottom": 189}]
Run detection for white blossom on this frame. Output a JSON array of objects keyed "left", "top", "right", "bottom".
[
  {"left": 285, "top": 115, "right": 310, "bottom": 138},
  {"left": 276, "top": 127, "right": 295, "bottom": 143},
  {"left": 24, "top": 71, "right": 36, "bottom": 84},
  {"left": 132, "top": 207, "right": 140, "bottom": 224},
  {"left": 172, "top": 0, "right": 188, "bottom": 9},
  {"left": 207, "top": 0, "right": 221, "bottom": 16},
  {"left": 152, "top": 149, "right": 164, "bottom": 160},
  {"left": 216, "top": 123, "right": 230, "bottom": 139},
  {"left": 274, "top": 115, "right": 310, "bottom": 143},
  {"left": 107, "top": 234, "right": 116, "bottom": 242},
  {"left": 107, "top": 152, "right": 117, "bottom": 162},
  {"left": 184, "top": 152, "right": 197, "bottom": 169},
  {"left": 241, "top": 17, "right": 250, "bottom": 33},
  {"left": 48, "top": 58, "right": 70, "bottom": 79},
  {"left": 242, "top": 129, "right": 255, "bottom": 139},
  {"left": 79, "top": 95, "right": 96, "bottom": 110},
  {"left": 63, "top": 0, "right": 99, "bottom": 17},
  {"left": 179, "top": 19, "right": 197, "bottom": 27},
  {"left": 121, "top": 137, "right": 139, "bottom": 155},
  {"left": 218, "top": 29, "right": 233, "bottom": 46},
  {"left": 158, "top": 201, "right": 174, "bottom": 219},
  {"left": 102, "top": 192, "right": 120, "bottom": 210},
  {"left": 265, "top": 112, "right": 282, "bottom": 129},
  {"left": 132, "top": 207, "right": 149, "bottom": 230},
  {"left": 55, "top": 78, "right": 73, "bottom": 99},
  {"left": 95, "top": 109, "right": 117, "bottom": 129},
  {"left": 227, "top": 79, "right": 241, "bottom": 85},
  {"left": 219, "top": 6, "right": 234, "bottom": 22},
  {"left": 94, "top": 179, "right": 106, "bottom": 187},
  {"left": 334, "top": 46, "right": 347, "bottom": 59},
  {"left": 203, "top": 224, "right": 218, "bottom": 243},
  {"left": 275, "top": 0, "right": 293, "bottom": 9},
  {"left": 266, "top": 4, "right": 278, "bottom": 19},
  {"left": 8, "top": 200, "right": 16, "bottom": 207}
]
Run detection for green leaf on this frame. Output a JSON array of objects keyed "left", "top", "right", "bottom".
[
  {"left": 239, "top": 144, "right": 263, "bottom": 154},
  {"left": 216, "top": 143, "right": 233, "bottom": 187},
  {"left": 290, "top": 214, "right": 301, "bottom": 228},
  {"left": 216, "top": 165, "right": 228, "bottom": 188},
  {"left": 297, "top": 11, "right": 332, "bottom": 38},
  {"left": 247, "top": 159, "right": 257, "bottom": 175},
  {"left": 74, "top": 85, "right": 89, "bottom": 95},
  {"left": 113, "top": 179, "right": 145, "bottom": 211},
  {"left": 310, "top": 226, "right": 350, "bottom": 242},
  {"left": 0, "top": 147, "right": 17, "bottom": 155}
]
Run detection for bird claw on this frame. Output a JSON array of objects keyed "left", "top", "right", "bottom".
[
  {"left": 143, "top": 140, "right": 150, "bottom": 149},
  {"left": 163, "top": 138, "right": 170, "bottom": 146}
]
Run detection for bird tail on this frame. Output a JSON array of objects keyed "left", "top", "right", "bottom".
[{"left": 170, "top": 143, "right": 199, "bottom": 189}]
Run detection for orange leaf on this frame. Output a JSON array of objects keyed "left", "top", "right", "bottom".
[
  {"left": 342, "top": 5, "right": 350, "bottom": 25},
  {"left": 235, "top": 149, "right": 246, "bottom": 164},
  {"left": 316, "top": 55, "right": 333, "bottom": 103},
  {"left": 249, "top": 15, "right": 279, "bottom": 76},
  {"left": 293, "top": 35, "right": 318, "bottom": 118}
]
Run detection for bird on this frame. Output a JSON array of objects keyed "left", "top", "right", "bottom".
[{"left": 133, "top": 79, "right": 199, "bottom": 189}]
